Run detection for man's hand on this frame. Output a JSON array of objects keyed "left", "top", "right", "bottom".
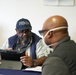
[{"left": 20, "top": 52, "right": 34, "bottom": 67}]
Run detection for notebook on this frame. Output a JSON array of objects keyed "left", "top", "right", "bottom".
[{"left": 0, "top": 49, "right": 24, "bottom": 70}]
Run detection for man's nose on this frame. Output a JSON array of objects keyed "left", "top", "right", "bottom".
[
  {"left": 22, "top": 32, "right": 27, "bottom": 36},
  {"left": 23, "top": 33, "right": 26, "bottom": 36}
]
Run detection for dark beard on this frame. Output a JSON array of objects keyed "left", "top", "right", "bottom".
[
  {"left": 15, "top": 36, "right": 31, "bottom": 53},
  {"left": 19, "top": 36, "right": 31, "bottom": 45}
]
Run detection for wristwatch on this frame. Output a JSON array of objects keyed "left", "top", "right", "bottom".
[{"left": 33, "top": 60, "right": 37, "bottom": 67}]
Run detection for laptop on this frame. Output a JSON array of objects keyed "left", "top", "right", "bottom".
[
  {"left": 0, "top": 49, "right": 25, "bottom": 61},
  {"left": 0, "top": 60, "right": 22, "bottom": 70},
  {"left": 0, "top": 49, "right": 24, "bottom": 70}
]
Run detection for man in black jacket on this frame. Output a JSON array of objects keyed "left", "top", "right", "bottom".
[{"left": 39, "top": 15, "right": 76, "bottom": 75}]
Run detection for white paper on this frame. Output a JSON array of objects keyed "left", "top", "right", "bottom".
[{"left": 24, "top": 66, "right": 42, "bottom": 72}]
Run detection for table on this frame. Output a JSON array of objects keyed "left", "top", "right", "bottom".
[{"left": 0, "top": 69, "right": 41, "bottom": 75}]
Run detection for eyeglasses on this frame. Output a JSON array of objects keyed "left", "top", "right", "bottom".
[
  {"left": 19, "top": 29, "right": 31, "bottom": 34},
  {"left": 38, "top": 29, "right": 49, "bottom": 36},
  {"left": 39, "top": 26, "right": 68, "bottom": 36}
]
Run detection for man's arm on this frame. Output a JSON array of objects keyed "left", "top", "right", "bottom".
[
  {"left": 36, "top": 39, "right": 51, "bottom": 58},
  {"left": 0, "top": 40, "right": 12, "bottom": 50},
  {"left": 33, "top": 56, "right": 46, "bottom": 67},
  {"left": 20, "top": 52, "right": 46, "bottom": 67},
  {"left": 42, "top": 57, "right": 70, "bottom": 75},
  {"left": 20, "top": 39, "right": 51, "bottom": 67}
]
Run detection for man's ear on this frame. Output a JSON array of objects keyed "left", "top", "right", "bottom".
[{"left": 48, "top": 31, "right": 53, "bottom": 38}]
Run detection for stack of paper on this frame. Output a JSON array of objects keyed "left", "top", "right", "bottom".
[{"left": 23, "top": 66, "right": 42, "bottom": 72}]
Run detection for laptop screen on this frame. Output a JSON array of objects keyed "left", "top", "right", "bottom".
[{"left": 0, "top": 49, "right": 25, "bottom": 61}]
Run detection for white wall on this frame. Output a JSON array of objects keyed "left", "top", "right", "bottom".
[{"left": 0, "top": 0, "right": 76, "bottom": 47}]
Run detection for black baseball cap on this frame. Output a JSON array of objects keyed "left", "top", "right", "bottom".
[{"left": 16, "top": 18, "right": 32, "bottom": 31}]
